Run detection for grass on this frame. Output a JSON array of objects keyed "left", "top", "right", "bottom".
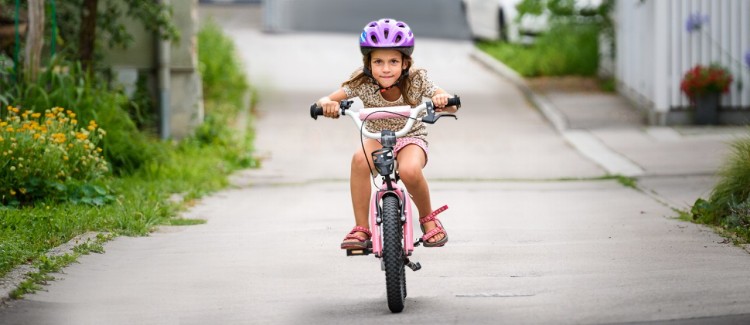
[
  {"left": 686, "top": 133, "right": 750, "bottom": 243},
  {"left": 477, "top": 22, "right": 601, "bottom": 77},
  {"left": 0, "top": 139, "right": 251, "bottom": 280},
  {"left": 9, "top": 233, "right": 112, "bottom": 299}
]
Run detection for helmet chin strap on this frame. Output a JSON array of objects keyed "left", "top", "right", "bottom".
[{"left": 364, "top": 66, "right": 410, "bottom": 94}]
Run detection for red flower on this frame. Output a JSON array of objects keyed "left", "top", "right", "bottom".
[{"left": 680, "top": 64, "right": 733, "bottom": 99}]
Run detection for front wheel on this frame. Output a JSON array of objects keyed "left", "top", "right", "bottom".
[{"left": 382, "top": 195, "right": 405, "bottom": 313}]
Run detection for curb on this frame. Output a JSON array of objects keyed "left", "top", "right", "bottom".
[
  {"left": 0, "top": 231, "right": 104, "bottom": 303},
  {"left": 469, "top": 48, "right": 645, "bottom": 177}
]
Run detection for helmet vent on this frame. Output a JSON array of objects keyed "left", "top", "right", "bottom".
[
  {"left": 370, "top": 34, "right": 378, "bottom": 43},
  {"left": 395, "top": 35, "right": 401, "bottom": 42},
  {"left": 397, "top": 23, "right": 405, "bottom": 28},
  {"left": 384, "top": 29, "right": 389, "bottom": 39}
]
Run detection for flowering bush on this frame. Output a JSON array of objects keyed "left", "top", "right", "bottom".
[
  {"left": 1, "top": 106, "right": 109, "bottom": 205},
  {"left": 680, "top": 64, "right": 733, "bottom": 99}
]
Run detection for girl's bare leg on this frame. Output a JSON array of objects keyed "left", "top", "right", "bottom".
[
  {"left": 396, "top": 144, "right": 445, "bottom": 244},
  {"left": 344, "top": 140, "right": 382, "bottom": 245}
]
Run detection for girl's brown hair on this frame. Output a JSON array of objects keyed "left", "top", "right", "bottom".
[{"left": 342, "top": 52, "right": 420, "bottom": 106}]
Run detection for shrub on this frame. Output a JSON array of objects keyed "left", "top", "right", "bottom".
[
  {"left": 691, "top": 132, "right": 750, "bottom": 241},
  {"left": 0, "top": 60, "right": 163, "bottom": 175},
  {"left": 0, "top": 105, "right": 109, "bottom": 206},
  {"left": 195, "top": 19, "right": 256, "bottom": 169},
  {"left": 198, "top": 19, "right": 249, "bottom": 116},
  {"left": 477, "top": 21, "right": 600, "bottom": 77}
]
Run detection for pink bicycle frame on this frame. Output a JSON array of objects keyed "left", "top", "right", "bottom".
[{"left": 369, "top": 180, "right": 415, "bottom": 257}]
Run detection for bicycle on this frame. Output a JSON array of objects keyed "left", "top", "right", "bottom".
[{"left": 309, "top": 95, "right": 460, "bottom": 313}]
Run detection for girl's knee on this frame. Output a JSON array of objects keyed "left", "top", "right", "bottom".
[
  {"left": 398, "top": 164, "right": 423, "bottom": 183},
  {"left": 351, "top": 151, "right": 371, "bottom": 171}
]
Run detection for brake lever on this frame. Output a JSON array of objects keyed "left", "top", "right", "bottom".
[
  {"left": 421, "top": 101, "right": 458, "bottom": 124},
  {"left": 435, "top": 114, "right": 458, "bottom": 121}
]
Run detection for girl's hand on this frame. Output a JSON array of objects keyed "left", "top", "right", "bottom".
[
  {"left": 318, "top": 97, "right": 340, "bottom": 119},
  {"left": 432, "top": 93, "right": 458, "bottom": 113}
]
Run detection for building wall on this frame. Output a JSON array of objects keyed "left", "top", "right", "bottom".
[
  {"left": 103, "top": 0, "right": 204, "bottom": 139},
  {"left": 615, "top": 0, "right": 750, "bottom": 125}
]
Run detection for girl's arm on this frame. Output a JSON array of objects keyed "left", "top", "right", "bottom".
[{"left": 317, "top": 88, "right": 348, "bottom": 119}]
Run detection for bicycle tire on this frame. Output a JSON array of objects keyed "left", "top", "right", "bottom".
[{"left": 382, "top": 194, "right": 405, "bottom": 313}]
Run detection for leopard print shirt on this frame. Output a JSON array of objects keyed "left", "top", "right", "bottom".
[{"left": 341, "top": 67, "right": 439, "bottom": 143}]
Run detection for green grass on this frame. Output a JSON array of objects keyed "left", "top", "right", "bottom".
[
  {"left": 477, "top": 22, "right": 601, "bottom": 77},
  {"left": 0, "top": 141, "right": 250, "bottom": 279},
  {"left": 688, "top": 131, "right": 750, "bottom": 243},
  {"left": 9, "top": 233, "right": 112, "bottom": 299}
]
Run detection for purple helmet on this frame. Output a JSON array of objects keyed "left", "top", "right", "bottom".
[{"left": 359, "top": 18, "right": 415, "bottom": 56}]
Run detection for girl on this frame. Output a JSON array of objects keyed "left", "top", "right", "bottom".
[{"left": 317, "top": 18, "right": 458, "bottom": 250}]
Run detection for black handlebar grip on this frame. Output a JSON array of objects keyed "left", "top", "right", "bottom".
[
  {"left": 447, "top": 95, "right": 461, "bottom": 108},
  {"left": 310, "top": 104, "right": 324, "bottom": 120}
]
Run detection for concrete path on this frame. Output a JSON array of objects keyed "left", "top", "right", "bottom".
[{"left": 2, "top": 4, "right": 750, "bottom": 325}]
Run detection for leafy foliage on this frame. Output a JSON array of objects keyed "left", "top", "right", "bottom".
[
  {"left": 691, "top": 132, "right": 750, "bottom": 242},
  {"left": 478, "top": 21, "right": 600, "bottom": 77},
  {"left": 0, "top": 59, "right": 163, "bottom": 175}
]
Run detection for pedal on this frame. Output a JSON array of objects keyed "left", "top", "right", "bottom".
[
  {"left": 404, "top": 258, "right": 422, "bottom": 272},
  {"left": 345, "top": 241, "right": 372, "bottom": 256},
  {"left": 346, "top": 248, "right": 372, "bottom": 256}
]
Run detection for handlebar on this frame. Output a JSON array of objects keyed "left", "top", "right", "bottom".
[
  {"left": 309, "top": 95, "right": 459, "bottom": 139},
  {"left": 310, "top": 96, "right": 460, "bottom": 120}
]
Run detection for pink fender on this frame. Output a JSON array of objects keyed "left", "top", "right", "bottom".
[{"left": 369, "top": 180, "right": 414, "bottom": 257}]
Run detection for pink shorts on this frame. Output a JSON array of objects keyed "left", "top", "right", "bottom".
[{"left": 373, "top": 137, "right": 429, "bottom": 165}]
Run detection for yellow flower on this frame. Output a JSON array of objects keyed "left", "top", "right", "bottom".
[
  {"left": 96, "top": 147, "right": 102, "bottom": 153},
  {"left": 63, "top": 156, "right": 69, "bottom": 161},
  {"left": 0, "top": 122, "right": 6, "bottom": 127},
  {"left": 51, "top": 132, "right": 66, "bottom": 144},
  {"left": 9, "top": 189, "right": 16, "bottom": 196},
  {"left": 5, "top": 127, "right": 13, "bottom": 132},
  {"left": 31, "top": 113, "right": 41, "bottom": 119},
  {"left": 71, "top": 119, "right": 78, "bottom": 125},
  {"left": 75, "top": 132, "right": 88, "bottom": 141},
  {"left": 33, "top": 133, "right": 40, "bottom": 140},
  {"left": 0, "top": 136, "right": 3, "bottom": 142},
  {"left": 19, "top": 188, "right": 26, "bottom": 194}
]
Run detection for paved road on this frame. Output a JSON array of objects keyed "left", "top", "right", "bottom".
[{"left": 2, "top": 4, "right": 750, "bottom": 325}]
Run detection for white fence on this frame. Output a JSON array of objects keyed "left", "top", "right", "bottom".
[{"left": 615, "top": 0, "right": 750, "bottom": 125}]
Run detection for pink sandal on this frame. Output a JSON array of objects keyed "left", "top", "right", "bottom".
[
  {"left": 341, "top": 226, "right": 372, "bottom": 249},
  {"left": 420, "top": 205, "right": 449, "bottom": 247}
]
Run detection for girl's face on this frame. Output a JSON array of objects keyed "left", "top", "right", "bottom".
[{"left": 369, "top": 49, "right": 407, "bottom": 88}]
